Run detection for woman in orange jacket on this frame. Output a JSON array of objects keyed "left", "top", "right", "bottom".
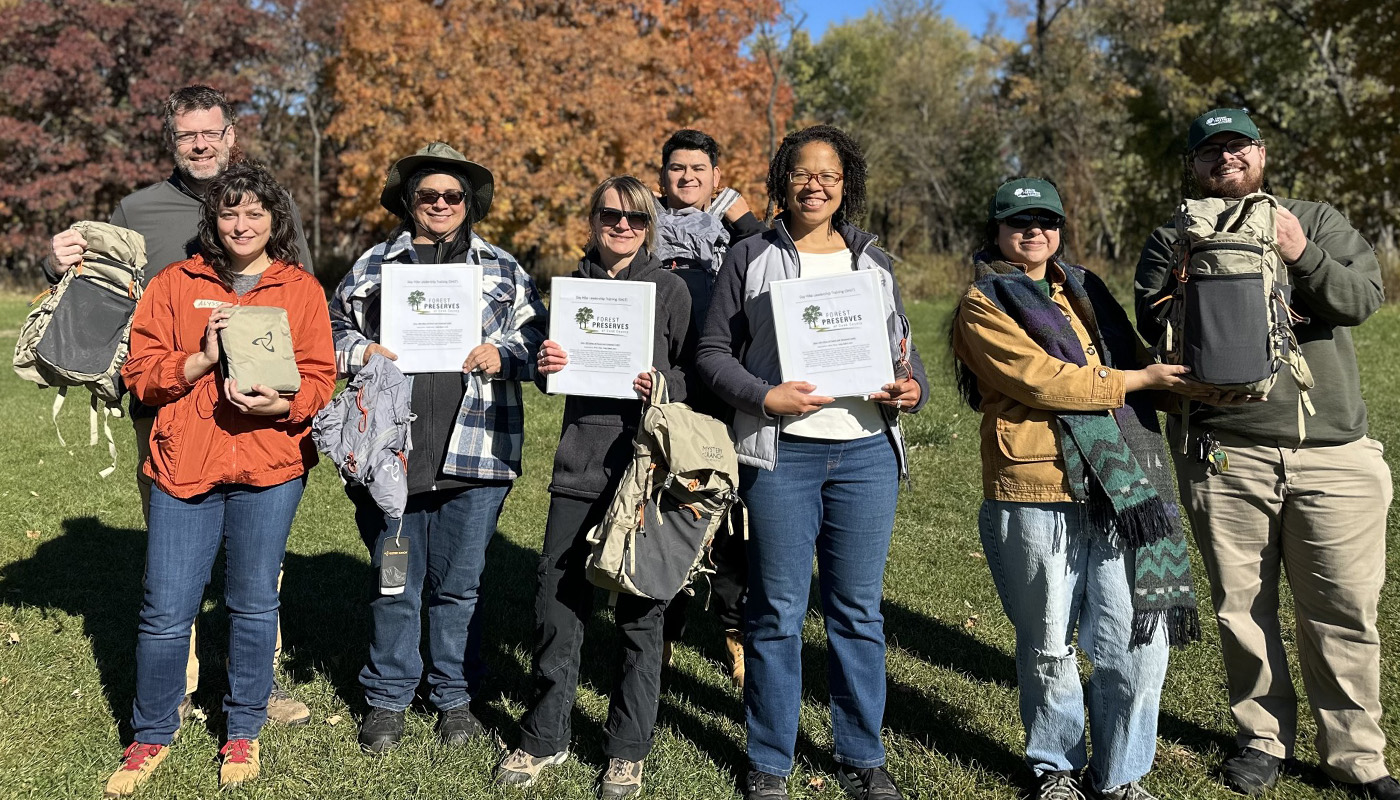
[{"left": 107, "top": 163, "right": 335, "bottom": 796}]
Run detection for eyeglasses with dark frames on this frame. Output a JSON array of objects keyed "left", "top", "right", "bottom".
[
  {"left": 1002, "top": 213, "right": 1065, "bottom": 231},
  {"left": 596, "top": 207, "right": 650, "bottom": 229},
  {"left": 415, "top": 190, "right": 467, "bottom": 206},
  {"left": 172, "top": 126, "right": 232, "bottom": 146},
  {"left": 1193, "top": 138, "right": 1262, "bottom": 163}
]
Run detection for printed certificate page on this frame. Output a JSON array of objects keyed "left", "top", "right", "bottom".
[
  {"left": 380, "top": 264, "right": 483, "bottom": 373},
  {"left": 547, "top": 277, "right": 655, "bottom": 399},
  {"left": 770, "top": 270, "right": 894, "bottom": 398}
]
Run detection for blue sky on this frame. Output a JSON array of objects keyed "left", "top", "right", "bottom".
[{"left": 793, "top": 0, "right": 1013, "bottom": 39}]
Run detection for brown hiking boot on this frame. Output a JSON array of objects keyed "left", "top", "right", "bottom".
[
  {"left": 219, "top": 738, "right": 260, "bottom": 788},
  {"left": 495, "top": 747, "right": 568, "bottom": 787},
  {"left": 723, "top": 629, "right": 746, "bottom": 688},
  {"left": 103, "top": 742, "right": 169, "bottom": 797},
  {"left": 600, "top": 758, "right": 644, "bottom": 798},
  {"left": 266, "top": 681, "right": 310, "bottom": 726}
]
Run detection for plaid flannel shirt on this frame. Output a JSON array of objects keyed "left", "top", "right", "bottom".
[{"left": 329, "top": 230, "right": 548, "bottom": 481}]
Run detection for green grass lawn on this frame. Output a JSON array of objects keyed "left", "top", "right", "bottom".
[{"left": 0, "top": 293, "right": 1396, "bottom": 799}]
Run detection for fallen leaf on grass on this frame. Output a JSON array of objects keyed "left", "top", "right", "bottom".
[
  {"left": 963, "top": 614, "right": 980, "bottom": 630},
  {"left": 968, "top": 550, "right": 983, "bottom": 559},
  {"left": 191, "top": 708, "right": 207, "bottom": 722},
  {"left": 326, "top": 715, "right": 342, "bottom": 726},
  {"left": 29, "top": 491, "right": 39, "bottom": 498},
  {"left": 806, "top": 776, "right": 826, "bottom": 791},
  {"left": 0, "top": 677, "right": 9, "bottom": 685},
  {"left": 5, "top": 632, "right": 18, "bottom": 645},
  {"left": 26, "top": 531, "right": 40, "bottom": 540},
  {"left": 71, "top": 688, "right": 81, "bottom": 698}
]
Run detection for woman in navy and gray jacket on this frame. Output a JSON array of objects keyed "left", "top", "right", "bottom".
[{"left": 696, "top": 125, "right": 929, "bottom": 800}]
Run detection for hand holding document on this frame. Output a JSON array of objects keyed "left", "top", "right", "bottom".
[
  {"left": 770, "top": 270, "right": 894, "bottom": 398},
  {"left": 546, "top": 277, "right": 655, "bottom": 398},
  {"left": 380, "top": 264, "right": 483, "bottom": 373}
]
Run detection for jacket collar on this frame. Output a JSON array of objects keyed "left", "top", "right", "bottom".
[
  {"left": 577, "top": 246, "right": 660, "bottom": 281},
  {"left": 772, "top": 217, "right": 877, "bottom": 258},
  {"left": 178, "top": 254, "right": 302, "bottom": 289}
]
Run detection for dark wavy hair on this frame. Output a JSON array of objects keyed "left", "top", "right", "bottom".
[
  {"left": 765, "top": 125, "right": 868, "bottom": 229},
  {"left": 197, "top": 163, "right": 300, "bottom": 286}
]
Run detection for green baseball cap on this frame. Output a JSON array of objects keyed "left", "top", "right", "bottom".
[
  {"left": 1187, "top": 108, "right": 1262, "bottom": 151},
  {"left": 989, "top": 178, "right": 1064, "bottom": 220}
]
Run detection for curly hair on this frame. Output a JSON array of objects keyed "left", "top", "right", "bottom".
[
  {"left": 197, "top": 163, "right": 301, "bottom": 286},
  {"left": 765, "top": 125, "right": 868, "bottom": 229}
]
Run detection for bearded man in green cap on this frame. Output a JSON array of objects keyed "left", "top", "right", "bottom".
[{"left": 1134, "top": 109, "right": 1395, "bottom": 799}]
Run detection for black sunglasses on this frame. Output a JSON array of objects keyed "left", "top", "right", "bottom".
[
  {"left": 596, "top": 207, "right": 650, "bottom": 228},
  {"left": 415, "top": 189, "right": 466, "bottom": 206},
  {"left": 1003, "top": 213, "right": 1064, "bottom": 231}
]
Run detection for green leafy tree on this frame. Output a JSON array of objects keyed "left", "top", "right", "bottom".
[
  {"left": 802, "top": 305, "right": 822, "bottom": 328},
  {"left": 575, "top": 307, "right": 594, "bottom": 330},
  {"left": 408, "top": 290, "right": 425, "bottom": 311}
]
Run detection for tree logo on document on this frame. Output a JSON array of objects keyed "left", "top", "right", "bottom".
[
  {"left": 406, "top": 289, "right": 460, "bottom": 315},
  {"left": 802, "top": 305, "right": 825, "bottom": 331},
  {"left": 575, "top": 306, "right": 596, "bottom": 332}
]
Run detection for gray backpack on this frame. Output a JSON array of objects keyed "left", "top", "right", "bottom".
[
  {"left": 585, "top": 371, "right": 741, "bottom": 601},
  {"left": 1155, "top": 193, "right": 1315, "bottom": 437},
  {"left": 13, "top": 222, "right": 146, "bottom": 476},
  {"left": 311, "top": 354, "right": 415, "bottom": 519}
]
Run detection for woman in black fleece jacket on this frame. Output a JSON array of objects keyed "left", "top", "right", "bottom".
[{"left": 495, "top": 176, "right": 691, "bottom": 798}]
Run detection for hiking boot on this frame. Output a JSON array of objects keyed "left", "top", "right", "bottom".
[
  {"left": 599, "top": 758, "right": 644, "bottom": 799},
  {"left": 1221, "top": 747, "right": 1282, "bottom": 795},
  {"left": 357, "top": 707, "right": 405, "bottom": 754},
  {"left": 103, "top": 743, "right": 169, "bottom": 798},
  {"left": 1350, "top": 776, "right": 1400, "bottom": 799},
  {"left": 1090, "top": 782, "right": 1159, "bottom": 800},
  {"left": 436, "top": 706, "right": 485, "bottom": 746},
  {"left": 1034, "top": 771, "right": 1086, "bottom": 800},
  {"left": 744, "top": 770, "right": 789, "bottom": 800},
  {"left": 218, "top": 738, "right": 260, "bottom": 789},
  {"left": 836, "top": 765, "right": 903, "bottom": 799},
  {"left": 266, "top": 681, "right": 311, "bottom": 726},
  {"left": 495, "top": 747, "right": 568, "bottom": 787},
  {"left": 177, "top": 694, "right": 196, "bottom": 722},
  {"left": 723, "top": 629, "right": 746, "bottom": 688}
]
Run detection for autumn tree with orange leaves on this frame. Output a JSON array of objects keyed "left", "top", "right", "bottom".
[{"left": 329, "top": 0, "right": 791, "bottom": 272}]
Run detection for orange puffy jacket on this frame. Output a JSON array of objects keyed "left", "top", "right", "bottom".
[{"left": 122, "top": 256, "right": 336, "bottom": 499}]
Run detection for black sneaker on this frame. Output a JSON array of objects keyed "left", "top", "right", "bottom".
[
  {"left": 837, "top": 766, "right": 903, "bottom": 800},
  {"left": 357, "top": 707, "right": 405, "bottom": 754},
  {"left": 744, "top": 770, "right": 789, "bottom": 800},
  {"left": 1034, "top": 771, "right": 1086, "bottom": 800},
  {"left": 435, "top": 706, "right": 484, "bottom": 746},
  {"left": 1221, "top": 747, "right": 1282, "bottom": 795},
  {"left": 1352, "top": 776, "right": 1400, "bottom": 800}
]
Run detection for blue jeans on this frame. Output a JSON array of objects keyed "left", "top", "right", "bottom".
[
  {"left": 133, "top": 479, "right": 304, "bottom": 743},
  {"left": 978, "top": 500, "right": 1169, "bottom": 792},
  {"left": 742, "top": 432, "right": 899, "bottom": 777},
  {"left": 352, "top": 483, "right": 511, "bottom": 712}
]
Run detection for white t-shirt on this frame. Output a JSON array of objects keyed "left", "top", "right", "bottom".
[{"left": 780, "top": 249, "right": 887, "bottom": 441}]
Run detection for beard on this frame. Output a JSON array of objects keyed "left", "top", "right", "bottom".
[
  {"left": 174, "top": 148, "right": 231, "bottom": 183},
  {"left": 1197, "top": 161, "right": 1265, "bottom": 198}
]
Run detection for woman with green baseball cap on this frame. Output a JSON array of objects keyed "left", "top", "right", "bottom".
[
  {"left": 951, "top": 177, "right": 1210, "bottom": 800},
  {"left": 328, "top": 142, "right": 548, "bottom": 753}
]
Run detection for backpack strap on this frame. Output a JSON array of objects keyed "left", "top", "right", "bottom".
[{"left": 648, "top": 368, "right": 669, "bottom": 407}]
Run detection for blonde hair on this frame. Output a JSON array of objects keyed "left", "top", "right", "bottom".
[{"left": 587, "top": 175, "right": 657, "bottom": 255}]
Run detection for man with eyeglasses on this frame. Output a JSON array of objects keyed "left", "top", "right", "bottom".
[
  {"left": 653, "top": 129, "right": 767, "bottom": 689},
  {"left": 44, "top": 85, "right": 314, "bottom": 729},
  {"left": 1134, "top": 108, "right": 1394, "bottom": 799}
]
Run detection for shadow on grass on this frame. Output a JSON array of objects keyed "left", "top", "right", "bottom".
[{"left": 0, "top": 516, "right": 145, "bottom": 738}]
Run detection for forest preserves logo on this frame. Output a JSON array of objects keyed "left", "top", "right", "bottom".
[
  {"left": 1013, "top": 187, "right": 1041, "bottom": 198},
  {"left": 1206, "top": 115, "right": 1233, "bottom": 126},
  {"left": 574, "top": 306, "right": 629, "bottom": 335},
  {"left": 801, "top": 303, "right": 862, "bottom": 332},
  {"left": 405, "top": 289, "right": 461, "bottom": 314}
]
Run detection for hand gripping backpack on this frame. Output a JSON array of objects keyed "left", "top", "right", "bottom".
[
  {"left": 1153, "top": 192, "right": 1315, "bottom": 439},
  {"left": 585, "top": 371, "right": 741, "bottom": 601},
  {"left": 13, "top": 222, "right": 146, "bottom": 476}
]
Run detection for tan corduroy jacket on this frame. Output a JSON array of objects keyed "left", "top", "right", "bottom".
[{"left": 951, "top": 266, "right": 1127, "bottom": 503}]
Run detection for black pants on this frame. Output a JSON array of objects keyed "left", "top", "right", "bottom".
[
  {"left": 517, "top": 494, "right": 668, "bottom": 762},
  {"left": 663, "top": 507, "right": 748, "bottom": 640}
]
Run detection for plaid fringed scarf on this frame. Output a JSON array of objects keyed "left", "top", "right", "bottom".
[{"left": 972, "top": 256, "right": 1201, "bottom": 647}]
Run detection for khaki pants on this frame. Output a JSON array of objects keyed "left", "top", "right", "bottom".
[
  {"left": 134, "top": 416, "right": 284, "bottom": 698},
  {"left": 1173, "top": 429, "right": 1393, "bottom": 784}
]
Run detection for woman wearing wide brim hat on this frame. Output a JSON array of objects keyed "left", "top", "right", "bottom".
[{"left": 328, "top": 142, "right": 548, "bottom": 754}]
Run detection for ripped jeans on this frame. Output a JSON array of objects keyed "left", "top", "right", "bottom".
[{"left": 978, "top": 500, "right": 1169, "bottom": 793}]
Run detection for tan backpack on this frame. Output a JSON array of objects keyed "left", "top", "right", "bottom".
[{"left": 585, "top": 371, "right": 741, "bottom": 601}]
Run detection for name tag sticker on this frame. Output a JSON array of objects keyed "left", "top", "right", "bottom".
[{"left": 193, "top": 299, "right": 226, "bottom": 309}]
